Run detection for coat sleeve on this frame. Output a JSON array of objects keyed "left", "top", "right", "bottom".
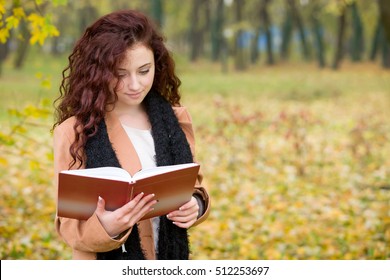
[
  {"left": 53, "top": 119, "right": 131, "bottom": 253},
  {"left": 174, "top": 107, "right": 210, "bottom": 226}
]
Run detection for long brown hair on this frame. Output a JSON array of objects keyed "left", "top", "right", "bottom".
[{"left": 53, "top": 10, "right": 181, "bottom": 168}]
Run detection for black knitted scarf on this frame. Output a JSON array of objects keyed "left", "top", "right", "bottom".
[{"left": 85, "top": 90, "right": 193, "bottom": 260}]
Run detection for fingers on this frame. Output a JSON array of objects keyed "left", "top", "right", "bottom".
[
  {"left": 167, "top": 197, "right": 199, "bottom": 228},
  {"left": 168, "top": 210, "right": 198, "bottom": 228},
  {"left": 125, "top": 192, "right": 153, "bottom": 210},
  {"left": 168, "top": 207, "right": 198, "bottom": 220},
  {"left": 121, "top": 193, "right": 157, "bottom": 224},
  {"left": 95, "top": 193, "right": 157, "bottom": 237},
  {"left": 95, "top": 196, "right": 106, "bottom": 216}
]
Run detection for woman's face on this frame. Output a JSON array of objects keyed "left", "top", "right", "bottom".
[{"left": 111, "top": 44, "right": 155, "bottom": 111}]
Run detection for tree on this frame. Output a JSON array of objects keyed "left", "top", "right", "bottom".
[
  {"left": 234, "top": 0, "right": 246, "bottom": 70},
  {"left": 370, "top": 16, "right": 383, "bottom": 61},
  {"left": 280, "top": 3, "right": 293, "bottom": 60},
  {"left": 287, "top": 0, "right": 310, "bottom": 60},
  {"left": 350, "top": 2, "right": 364, "bottom": 62},
  {"left": 332, "top": 6, "right": 347, "bottom": 69},
  {"left": 150, "top": 0, "right": 163, "bottom": 28},
  {"left": 0, "top": 0, "right": 62, "bottom": 73},
  {"left": 310, "top": 1, "right": 326, "bottom": 67},
  {"left": 211, "top": 0, "right": 224, "bottom": 62},
  {"left": 261, "top": 0, "right": 274, "bottom": 65},
  {"left": 13, "top": 18, "right": 30, "bottom": 69},
  {"left": 78, "top": 1, "right": 98, "bottom": 35},
  {"left": 378, "top": 0, "right": 390, "bottom": 68},
  {"left": 189, "top": 0, "right": 205, "bottom": 62},
  {"left": 378, "top": 0, "right": 390, "bottom": 42},
  {"left": 0, "top": 7, "right": 11, "bottom": 75}
]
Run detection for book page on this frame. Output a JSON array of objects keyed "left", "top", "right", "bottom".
[
  {"left": 60, "top": 167, "right": 132, "bottom": 182},
  {"left": 133, "top": 163, "right": 199, "bottom": 180}
]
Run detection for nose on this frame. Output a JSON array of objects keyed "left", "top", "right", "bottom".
[{"left": 125, "top": 75, "right": 141, "bottom": 92}]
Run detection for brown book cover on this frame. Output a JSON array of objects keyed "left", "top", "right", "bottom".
[{"left": 57, "top": 163, "right": 200, "bottom": 220}]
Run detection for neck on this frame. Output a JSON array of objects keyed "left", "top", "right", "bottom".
[{"left": 112, "top": 103, "right": 151, "bottom": 130}]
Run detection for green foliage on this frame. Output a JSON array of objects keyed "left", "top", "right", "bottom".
[{"left": 0, "top": 0, "right": 65, "bottom": 44}]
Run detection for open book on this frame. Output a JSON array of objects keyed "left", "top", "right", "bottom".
[{"left": 57, "top": 162, "right": 200, "bottom": 220}]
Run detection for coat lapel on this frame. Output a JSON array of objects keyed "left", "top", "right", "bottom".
[
  {"left": 105, "top": 111, "right": 155, "bottom": 259},
  {"left": 105, "top": 111, "right": 142, "bottom": 176}
]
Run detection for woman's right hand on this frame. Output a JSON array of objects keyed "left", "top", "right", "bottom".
[{"left": 95, "top": 192, "right": 157, "bottom": 238}]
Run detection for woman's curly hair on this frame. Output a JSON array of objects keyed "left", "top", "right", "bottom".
[{"left": 53, "top": 10, "right": 181, "bottom": 168}]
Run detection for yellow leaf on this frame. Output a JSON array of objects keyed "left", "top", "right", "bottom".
[
  {"left": 0, "top": 27, "right": 9, "bottom": 43},
  {"left": 6, "top": 15, "right": 20, "bottom": 29},
  {"left": 27, "top": 14, "right": 44, "bottom": 29},
  {"left": 29, "top": 160, "right": 40, "bottom": 171},
  {"left": 29, "top": 32, "right": 45, "bottom": 45},
  {"left": 41, "top": 78, "right": 51, "bottom": 89},
  {"left": 0, "top": 157, "right": 8, "bottom": 166},
  {"left": 0, "top": 1, "right": 5, "bottom": 15},
  {"left": 13, "top": 7, "right": 25, "bottom": 18}
]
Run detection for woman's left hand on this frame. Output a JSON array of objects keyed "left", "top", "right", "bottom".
[{"left": 166, "top": 196, "right": 199, "bottom": 228}]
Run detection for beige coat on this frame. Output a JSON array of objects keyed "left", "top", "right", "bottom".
[{"left": 53, "top": 106, "right": 210, "bottom": 259}]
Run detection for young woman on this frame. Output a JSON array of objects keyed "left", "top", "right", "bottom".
[{"left": 53, "top": 10, "right": 210, "bottom": 260}]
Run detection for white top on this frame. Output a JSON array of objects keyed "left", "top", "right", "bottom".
[
  {"left": 121, "top": 125, "right": 156, "bottom": 170},
  {"left": 121, "top": 124, "right": 160, "bottom": 253}
]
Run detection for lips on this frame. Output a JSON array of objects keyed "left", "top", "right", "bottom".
[{"left": 126, "top": 92, "right": 142, "bottom": 99}]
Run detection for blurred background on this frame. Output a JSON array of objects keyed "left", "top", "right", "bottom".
[{"left": 0, "top": 0, "right": 389, "bottom": 259}]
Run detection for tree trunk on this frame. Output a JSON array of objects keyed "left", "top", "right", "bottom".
[
  {"left": 288, "top": 0, "right": 310, "bottom": 60},
  {"left": 250, "top": 28, "right": 261, "bottom": 64},
  {"left": 202, "top": 0, "right": 211, "bottom": 58},
  {"left": 78, "top": 5, "right": 98, "bottom": 35},
  {"left": 350, "top": 2, "right": 364, "bottom": 62},
  {"left": 261, "top": 0, "right": 274, "bottom": 65},
  {"left": 234, "top": 0, "right": 246, "bottom": 70},
  {"left": 211, "top": 0, "right": 224, "bottom": 62},
  {"left": 378, "top": 0, "right": 390, "bottom": 43},
  {"left": 51, "top": 9, "right": 69, "bottom": 56},
  {"left": 189, "top": 0, "right": 203, "bottom": 62},
  {"left": 151, "top": 0, "right": 163, "bottom": 28},
  {"left": 332, "top": 8, "right": 347, "bottom": 70},
  {"left": 382, "top": 38, "right": 390, "bottom": 68},
  {"left": 0, "top": 41, "right": 10, "bottom": 76},
  {"left": 13, "top": 20, "right": 31, "bottom": 69},
  {"left": 280, "top": 3, "right": 293, "bottom": 60},
  {"left": 310, "top": 4, "right": 326, "bottom": 68},
  {"left": 0, "top": 17, "right": 11, "bottom": 76},
  {"left": 370, "top": 17, "right": 382, "bottom": 61}
]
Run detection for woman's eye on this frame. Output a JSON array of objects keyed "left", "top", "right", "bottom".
[
  {"left": 117, "top": 72, "right": 127, "bottom": 78},
  {"left": 139, "top": 69, "right": 150, "bottom": 75}
]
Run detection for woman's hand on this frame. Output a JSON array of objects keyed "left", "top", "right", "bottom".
[
  {"left": 166, "top": 196, "right": 199, "bottom": 228},
  {"left": 95, "top": 192, "right": 157, "bottom": 238}
]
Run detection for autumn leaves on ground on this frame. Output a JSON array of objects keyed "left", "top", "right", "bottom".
[{"left": 0, "top": 58, "right": 389, "bottom": 259}]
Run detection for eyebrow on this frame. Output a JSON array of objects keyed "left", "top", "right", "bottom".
[{"left": 117, "top": 63, "right": 152, "bottom": 71}]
